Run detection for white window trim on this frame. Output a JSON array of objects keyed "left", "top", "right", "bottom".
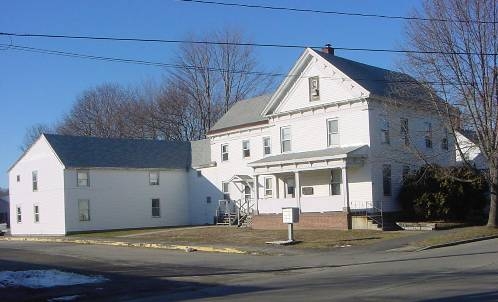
[
  {"left": 33, "top": 204, "right": 40, "bottom": 223},
  {"left": 380, "top": 117, "right": 390, "bottom": 145},
  {"left": 309, "top": 76, "right": 320, "bottom": 101},
  {"left": 16, "top": 205, "right": 22, "bottom": 224},
  {"left": 149, "top": 171, "right": 160, "bottom": 186},
  {"left": 77, "top": 170, "right": 90, "bottom": 187},
  {"left": 242, "top": 140, "right": 251, "bottom": 158},
  {"left": 222, "top": 181, "right": 230, "bottom": 200},
  {"left": 424, "top": 122, "right": 433, "bottom": 149},
  {"left": 151, "top": 198, "right": 161, "bottom": 218},
  {"left": 32, "top": 171, "right": 38, "bottom": 192},
  {"left": 400, "top": 118, "right": 409, "bottom": 146},
  {"left": 263, "top": 136, "right": 272, "bottom": 156},
  {"left": 78, "top": 199, "right": 90, "bottom": 222},
  {"left": 330, "top": 169, "right": 342, "bottom": 196},
  {"left": 221, "top": 144, "right": 229, "bottom": 162},
  {"left": 264, "top": 177, "right": 273, "bottom": 198},
  {"left": 280, "top": 126, "right": 292, "bottom": 153},
  {"left": 327, "top": 119, "right": 339, "bottom": 147}
]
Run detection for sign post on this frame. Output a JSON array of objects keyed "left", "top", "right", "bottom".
[{"left": 282, "top": 207, "right": 299, "bottom": 242}]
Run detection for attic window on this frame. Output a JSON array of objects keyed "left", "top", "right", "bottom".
[{"left": 309, "top": 76, "right": 320, "bottom": 101}]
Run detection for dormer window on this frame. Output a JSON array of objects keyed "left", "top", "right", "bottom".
[{"left": 309, "top": 76, "right": 320, "bottom": 101}]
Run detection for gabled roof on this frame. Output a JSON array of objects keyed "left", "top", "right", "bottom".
[
  {"left": 248, "top": 145, "right": 368, "bottom": 167},
  {"left": 209, "top": 94, "right": 273, "bottom": 134},
  {"left": 190, "top": 139, "right": 213, "bottom": 168},
  {"left": 44, "top": 134, "right": 191, "bottom": 170},
  {"left": 315, "top": 51, "right": 429, "bottom": 101}
]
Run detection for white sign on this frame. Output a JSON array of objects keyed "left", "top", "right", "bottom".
[{"left": 282, "top": 207, "right": 299, "bottom": 224}]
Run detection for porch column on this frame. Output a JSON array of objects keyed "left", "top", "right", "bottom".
[
  {"left": 341, "top": 161, "right": 350, "bottom": 213},
  {"left": 275, "top": 175, "right": 280, "bottom": 199},
  {"left": 294, "top": 171, "right": 301, "bottom": 211},
  {"left": 254, "top": 175, "right": 260, "bottom": 214}
]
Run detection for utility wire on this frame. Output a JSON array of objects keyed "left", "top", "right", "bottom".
[
  {"left": 178, "top": 0, "right": 496, "bottom": 24},
  {"left": 1, "top": 32, "right": 497, "bottom": 56},
  {"left": 1, "top": 42, "right": 464, "bottom": 87}
]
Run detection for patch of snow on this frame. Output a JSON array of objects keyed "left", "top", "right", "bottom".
[
  {"left": 47, "top": 295, "right": 82, "bottom": 301},
  {"left": 0, "top": 269, "right": 107, "bottom": 288}
]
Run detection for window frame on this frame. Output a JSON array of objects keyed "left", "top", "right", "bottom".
[
  {"left": 424, "top": 122, "right": 433, "bottom": 148},
  {"left": 264, "top": 177, "right": 273, "bottom": 198},
  {"left": 301, "top": 186, "right": 315, "bottom": 196},
  {"left": 16, "top": 175, "right": 20, "bottom": 182},
  {"left": 32, "top": 171, "right": 38, "bottom": 192},
  {"left": 149, "top": 171, "right": 160, "bottom": 186},
  {"left": 76, "top": 170, "right": 90, "bottom": 187},
  {"left": 330, "top": 169, "right": 342, "bottom": 196},
  {"left": 242, "top": 140, "right": 251, "bottom": 158},
  {"left": 382, "top": 164, "right": 392, "bottom": 196},
  {"left": 380, "top": 117, "right": 390, "bottom": 145},
  {"left": 441, "top": 128, "right": 449, "bottom": 150},
  {"left": 280, "top": 127, "right": 292, "bottom": 153},
  {"left": 327, "top": 119, "right": 339, "bottom": 147},
  {"left": 33, "top": 204, "right": 40, "bottom": 223},
  {"left": 309, "top": 76, "right": 320, "bottom": 101},
  {"left": 222, "top": 181, "right": 230, "bottom": 200},
  {"left": 78, "top": 199, "right": 90, "bottom": 222},
  {"left": 151, "top": 198, "right": 161, "bottom": 218},
  {"left": 221, "top": 144, "right": 229, "bottom": 162},
  {"left": 263, "top": 137, "right": 271, "bottom": 156},
  {"left": 16, "top": 206, "right": 22, "bottom": 223},
  {"left": 400, "top": 118, "right": 409, "bottom": 146}
]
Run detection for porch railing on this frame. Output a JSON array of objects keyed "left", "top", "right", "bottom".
[
  {"left": 216, "top": 199, "right": 255, "bottom": 226},
  {"left": 349, "top": 200, "right": 384, "bottom": 230}
]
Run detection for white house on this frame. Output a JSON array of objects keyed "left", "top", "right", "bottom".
[
  {"left": 455, "top": 130, "right": 487, "bottom": 170},
  {"left": 8, "top": 46, "right": 456, "bottom": 235}
]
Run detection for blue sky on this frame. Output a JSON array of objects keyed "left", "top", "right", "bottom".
[{"left": 0, "top": 0, "right": 421, "bottom": 188}]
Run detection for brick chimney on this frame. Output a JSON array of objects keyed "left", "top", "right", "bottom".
[{"left": 321, "top": 43, "right": 334, "bottom": 55}]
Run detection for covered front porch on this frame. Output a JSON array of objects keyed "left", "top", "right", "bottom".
[{"left": 249, "top": 145, "right": 368, "bottom": 215}]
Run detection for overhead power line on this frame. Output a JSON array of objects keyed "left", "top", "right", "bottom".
[
  {"left": 0, "top": 32, "right": 497, "bottom": 56},
  {"left": 0, "top": 42, "right": 463, "bottom": 87},
  {"left": 178, "top": 0, "right": 496, "bottom": 24}
]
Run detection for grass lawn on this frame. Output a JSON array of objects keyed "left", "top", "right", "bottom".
[
  {"left": 411, "top": 226, "right": 498, "bottom": 248},
  {"left": 71, "top": 226, "right": 419, "bottom": 250}
]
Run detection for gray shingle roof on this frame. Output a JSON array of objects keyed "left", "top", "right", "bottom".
[
  {"left": 248, "top": 145, "right": 368, "bottom": 166},
  {"left": 190, "top": 139, "right": 212, "bottom": 168},
  {"left": 315, "top": 50, "right": 432, "bottom": 101},
  {"left": 44, "top": 134, "right": 191, "bottom": 170},
  {"left": 209, "top": 94, "right": 273, "bottom": 132}
]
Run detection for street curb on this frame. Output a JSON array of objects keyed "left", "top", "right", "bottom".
[
  {"left": 416, "top": 235, "right": 498, "bottom": 251},
  {"left": 0, "top": 236, "right": 248, "bottom": 254}
]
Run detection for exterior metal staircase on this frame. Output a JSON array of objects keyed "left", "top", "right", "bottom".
[{"left": 216, "top": 199, "right": 254, "bottom": 227}]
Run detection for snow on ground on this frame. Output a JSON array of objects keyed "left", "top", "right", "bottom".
[{"left": 0, "top": 269, "right": 108, "bottom": 288}]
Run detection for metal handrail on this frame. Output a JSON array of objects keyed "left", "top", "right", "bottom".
[{"left": 350, "top": 200, "right": 384, "bottom": 230}]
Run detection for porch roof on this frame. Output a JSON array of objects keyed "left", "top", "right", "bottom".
[
  {"left": 248, "top": 145, "right": 368, "bottom": 167},
  {"left": 228, "top": 174, "right": 254, "bottom": 183}
]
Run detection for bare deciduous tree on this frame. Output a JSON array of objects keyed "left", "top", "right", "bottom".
[
  {"left": 171, "top": 27, "right": 276, "bottom": 139},
  {"left": 404, "top": 0, "right": 498, "bottom": 227},
  {"left": 20, "top": 123, "right": 53, "bottom": 152}
]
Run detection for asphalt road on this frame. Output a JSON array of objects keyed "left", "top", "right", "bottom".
[{"left": 0, "top": 238, "right": 497, "bottom": 301}]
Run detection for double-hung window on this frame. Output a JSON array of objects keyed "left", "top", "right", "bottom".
[
  {"left": 77, "top": 170, "right": 90, "bottom": 187},
  {"left": 280, "top": 127, "right": 291, "bottom": 153},
  {"left": 441, "top": 128, "right": 449, "bottom": 150},
  {"left": 34, "top": 205, "right": 40, "bottom": 223},
  {"left": 222, "top": 182, "right": 230, "bottom": 200},
  {"left": 264, "top": 177, "right": 273, "bottom": 197},
  {"left": 149, "top": 171, "right": 160, "bottom": 185},
  {"left": 32, "top": 171, "right": 38, "bottom": 192},
  {"left": 424, "top": 122, "right": 433, "bottom": 148},
  {"left": 151, "top": 199, "right": 160, "bottom": 218},
  {"left": 327, "top": 119, "right": 339, "bottom": 147},
  {"left": 330, "top": 169, "right": 342, "bottom": 195},
  {"left": 78, "top": 199, "right": 90, "bottom": 221},
  {"left": 380, "top": 117, "right": 390, "bottom": 144},
  {"left": 400, "top": 118, "right": 409, "bottom": 146},
  {"left": 16, "top": 206, "right": 22, "bottom": 223},
  {"left": 382, "top": 164, "right": 392, "bottom": 196},
  {"left": 221, "top": 144, "right": 229, "bottom": 161},
  {"left": 242, "top": 140, "right": 250, "bottom": 158},
  {"left": 263, "top": 137, "right": 271, "bottom": 156}
]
